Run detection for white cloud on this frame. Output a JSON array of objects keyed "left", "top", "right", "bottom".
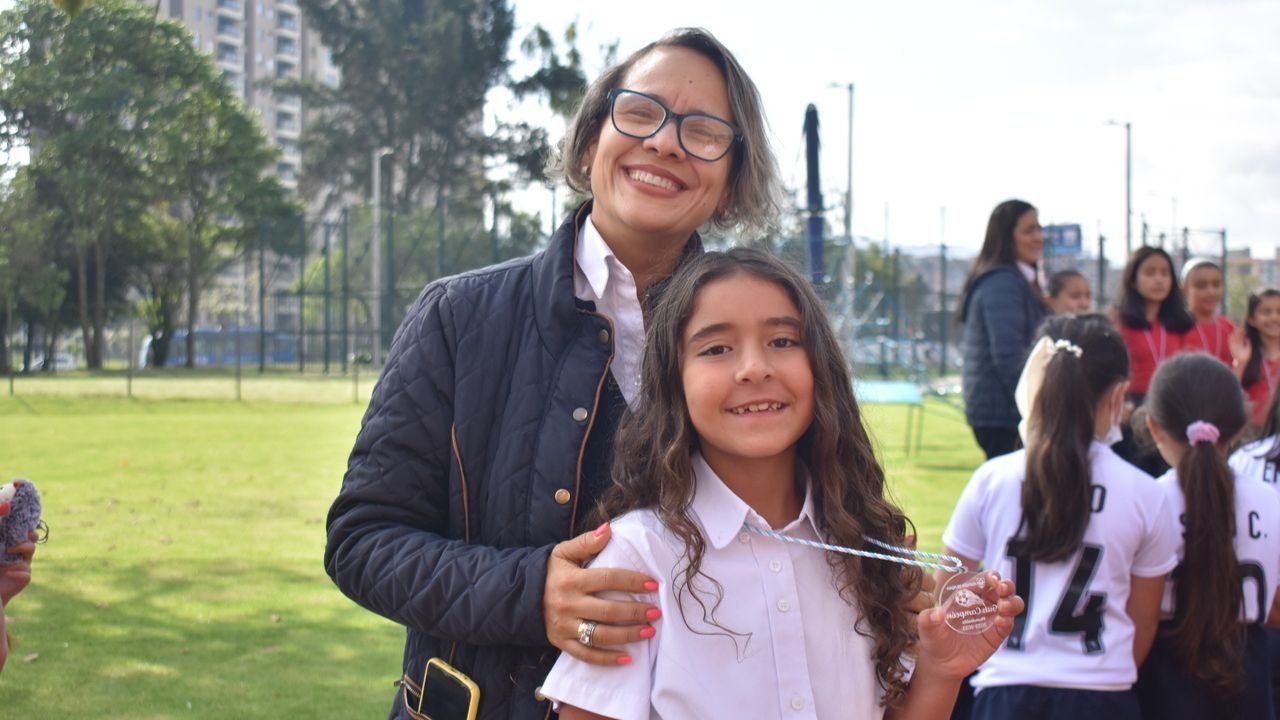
[{"left": 511, "top": 0, "right": 1280, "bottom": 261}]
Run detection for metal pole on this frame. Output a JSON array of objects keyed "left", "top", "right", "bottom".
[
  {"left": 323, "top": 221, "right": 332, "bottom": 374},
  {"left": 1220, "top": 229, "right": 1229, "bottom": 316},
  {"left": 1181, "top": 227, "right": 1190, "bottom": 267},
  {"left": 371, "top": 149, "right": 383, "bottom": 367},
  {"left": 258, "top": 221, "right": 267, "bottom": 374},
  {"left": 341, "top": 209, "right": 350, "bottom": 374},
  {"left": 127, "top": 309, "right": 134, "bottom": 398},
  {"left": 298, "top": 220, "right": 306, "bottom": 374},
  {"left": 939, "top": 240, "right": 948, "bottom": 377},
  {"left": 844, "top": 83, "right": 853, "bottom": 245},
  {"left": 6, "top": 296, "right": 12, "bottom": 396},
  {"left": 490, "top": 192, "right": 500, "bottom": 264},
  {"left": 891, "top": 248, "right": 901, "bottom": 367},
  {"left": 1125, "top": 122, "right": 1132, "bottom": 255},
  {"left": 1097, "top": 233, "right": 1108, "bottom": 309},
  {"left": 234, "top": 305, "right": 242, "bottom": 401},
  {"left": 385, "top": 200, "right": 396, "bottom": 352}
]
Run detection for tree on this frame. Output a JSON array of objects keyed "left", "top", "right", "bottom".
[
  {"left": 0, "top": 169, "right": 65, "bottom": 373},
  {"left": 283, "top": 2, "right": 588, "bottom": 340},
  {"left": 153, "top": 78, "right": 297, "bottom": 368},
  {"left": 1, "top": 0, "right": 297, "bottom": 368}
]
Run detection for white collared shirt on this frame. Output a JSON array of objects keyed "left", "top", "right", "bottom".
[
  {"left": 540, "top": 454, "right": 886, "bottom": 720},
  {"left": 574, "top": 214, "right": 645, "bottom": 407}
]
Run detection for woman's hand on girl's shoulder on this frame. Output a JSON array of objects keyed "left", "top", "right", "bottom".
[
  {"left": 914, "top": 572, "right": 1023, "bottom": 680},
  {"left": 543, "top": 522, "right": 662, "bottom": 666}
]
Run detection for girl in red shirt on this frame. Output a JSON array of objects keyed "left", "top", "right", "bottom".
[
  {"left": 1180, "top": 258, "right": 1236, "bottom": 367},
  {"left": 1113, "top": 247, "right": 1195, "bottom": 400},
  {"left": 1230, "top": 289, "right": 1280, "bottom": 428},
  {"left": 1111, "top": 247, "right": 1194, "bottom": 476}
]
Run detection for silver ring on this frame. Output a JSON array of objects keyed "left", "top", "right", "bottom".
[{"left": 576, "top": 620, "right": 598, "bottom": 647}]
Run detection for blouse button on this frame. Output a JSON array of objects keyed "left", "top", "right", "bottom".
[
  {"left": 777, "top": 598, "right": 791, "bottom": 612},
  {"left": 791, "top": 696, "right": 805, "bottom": 711},
  {"left": 769, "top": 560, "right": 782, "bottom": 573},
  {"left": 554, "top": 489, "right": 571, "bottom": 505},
  {"left": 573, "top": 407, "right": 589, "bottom": 422}
]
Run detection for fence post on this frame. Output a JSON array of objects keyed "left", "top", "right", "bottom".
[
  {"left": 939, "top": 241, "right": 948, "bottom": 378},
  {"left": 298, "top": 220, "right": 307, "bottom": 374},
  {"left": 891, "top": 248, "right": 902, "bottom": 369},
  {"left": 1096, "top": 234, "right": 1108, "bottom": 309},
  {"left": 341, "top": 208, "right": 350, "bottom": 374},
  {"left": 258, "top": 221, "right": 267, "bottom": 374},
  {"left": 323, "top": 221, "right": 332, "bottom": 374},
  {"left": 1220, "top": 229, "right": 1229, "bottom": 316}
]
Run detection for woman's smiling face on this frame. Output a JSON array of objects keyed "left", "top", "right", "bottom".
[{"left": 584, "top": 46, "right": 734, "bottom": 247}]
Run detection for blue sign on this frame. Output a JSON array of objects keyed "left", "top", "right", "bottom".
[{"left": 1044, "top": 223, "right": 1083, "bottom": 257}]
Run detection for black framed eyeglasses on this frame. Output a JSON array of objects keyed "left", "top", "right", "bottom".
[{"left": 607, "top": 88, "right": 741, "bottom": 162}]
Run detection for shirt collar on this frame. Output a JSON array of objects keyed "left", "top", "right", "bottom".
[
  {"left": 1016, "top": 261, "right": 1037, "bottom": 284},
  {"left": 690, "top": 453, "right": 820, "bottom": 550},
  {"left": 575, "top": 213, "right": 631, "bottom": 301}
]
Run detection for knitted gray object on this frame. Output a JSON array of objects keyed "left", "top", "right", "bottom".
[{"left": 0, "top": 479, "right": 41, "bottom": 563}]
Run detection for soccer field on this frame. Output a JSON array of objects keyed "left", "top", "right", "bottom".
[{"left": 0, "top": 382, "right": 982, "bottom": 718}]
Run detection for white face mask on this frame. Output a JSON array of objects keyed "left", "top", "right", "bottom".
[{"left": 1100, "top": 392, "right": 1124, "bottom": 445}]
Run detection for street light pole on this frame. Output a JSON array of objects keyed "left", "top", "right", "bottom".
[
  {"left": 829, "top": 82, "right": 854, "bottom": 242},
  {"left": 370, "top": 146, "right": 392, "bottom": 367},
  {"left": 1124, "top": 122, "right": 1131, "bottom": 254}
]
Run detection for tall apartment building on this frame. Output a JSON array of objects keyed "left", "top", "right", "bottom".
[{"left": 161, "top": 0, "right": 339, "bottom": 194}]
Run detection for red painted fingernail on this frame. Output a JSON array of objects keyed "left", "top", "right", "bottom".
[
  {"left": 645, "top": 608, "right": 662, "bottom": 621},
  {"left": 593, "top": 522, "right": 609, "bottom": 537},
  {"left": 640, "top": 626, "right": 656, "bottom": 639},
  {"left": 617, "top": 655, "right": 633, "bottom": 665},
  {"left": 643, "top": 580, "right": 659, "bottom": 592}
]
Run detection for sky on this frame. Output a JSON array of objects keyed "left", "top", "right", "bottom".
[
  {"left": 3, "top": 0, "right": 1276, "bottom": 262},
  {"left": 499, "top": 0, "right": 1280, "bottom": 261}
]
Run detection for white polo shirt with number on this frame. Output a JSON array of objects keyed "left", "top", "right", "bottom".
[
  {"left": 942, "top": 442, "right": 1178, "bottom": 691},
  {"left": 1157, "top": 467, "right": 1280, "bottom": 623}
]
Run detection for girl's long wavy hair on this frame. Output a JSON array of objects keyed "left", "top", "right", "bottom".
[
  {"left": 1240, "top": 289, "right": 1280, "bottom": 389},
  {"left": 1019, "top": 314, "right": 1130, "bottom": 562},
  {"left": 1147, "top": 353, "right": 1248, "bottom": 697},
  {"left": 596, "top": 247, "right": 920, "bottom": 704}
]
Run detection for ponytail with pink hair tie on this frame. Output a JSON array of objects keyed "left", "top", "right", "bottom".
[{"left": 1186, "top": 421, "right": 1220, "bottom": 446}]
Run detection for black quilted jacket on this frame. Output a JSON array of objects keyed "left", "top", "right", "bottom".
[{"left": 326, "top": 203, "right": 620, "bottom": 720}]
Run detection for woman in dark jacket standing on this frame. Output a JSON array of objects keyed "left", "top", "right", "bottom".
[
  {"left": 957, "top": 199, "right": 1050, "bottom": 459},
  {"left": 324, "top": 28, "right": 782, "bottom": 720}
]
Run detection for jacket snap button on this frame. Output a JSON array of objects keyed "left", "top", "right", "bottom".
[
  {"left": 572, "top": 407, "right": 589, "bottom": 422},
  {"left": 554, "top": 489, "right": 571, "bottom": 505},
  {"left": 534, "top": 685, "right": 547, "bottom": 702},
  {"left": 598, "top": 328, "right": 610, "bottom": 344}
]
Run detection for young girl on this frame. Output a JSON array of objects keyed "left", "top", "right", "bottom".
[
  {"left": 941, "top": 314, "right": 1178, "bottom": 719},
  {"left": 1047, "top": 269, "right": 1092, "bottom": 315},
  {"left": 1180, "top": 258, "right": 1236, "bottom": 366},
  {"left": 1230, "top": 289, "right": 1280, "bottom": 428},
  {"left": 1135, "top": 353, "right": 1280, "bottom": 719},
  {"left": 1112, "top": 247, "right": 1195, "bottom": 401},
  {"left": 1111, "top": 247, "right": 1195, "bottom": 475},
  {"left": 540, "top": 248, "right": 1023, "bottom": 720}
]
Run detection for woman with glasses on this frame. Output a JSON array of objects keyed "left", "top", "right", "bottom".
[{"left": 325, "top": 28, "right": 781, "bottom": 720}]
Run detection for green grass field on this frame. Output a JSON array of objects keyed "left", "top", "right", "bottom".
[{"left": 0, "top": 379, "right": 983, "bottom": 718}]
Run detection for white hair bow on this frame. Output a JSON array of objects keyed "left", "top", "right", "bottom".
[{"left": 1015, "top": 336, "right": 1083, "bottom": 443}]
